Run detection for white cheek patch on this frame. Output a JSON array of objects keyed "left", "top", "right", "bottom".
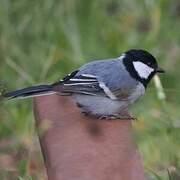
[{"left": 133, "top": 61, "right": 154, "bottom": 79}]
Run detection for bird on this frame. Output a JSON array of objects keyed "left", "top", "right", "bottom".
[{"left": 1, "top": 49, "right": 165, "bottom": 120}]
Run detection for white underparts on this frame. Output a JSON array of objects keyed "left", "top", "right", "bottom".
[
  {"left": 133, "top": 61, "right": 154, "bottom": 79},
  {"left": 128, "top": 83, "right": 145, "bottom": 103},
  {"left": 99, "top": 81, "right": 117, "bottom": 100}
]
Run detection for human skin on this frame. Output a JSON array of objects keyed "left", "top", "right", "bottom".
[{"left": 33, "top": 94, "right": 145, "bottom": 180}]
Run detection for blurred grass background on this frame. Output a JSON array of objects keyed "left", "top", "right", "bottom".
[{"left": 0, "top": 0, "right": 179, "bottom": 179}]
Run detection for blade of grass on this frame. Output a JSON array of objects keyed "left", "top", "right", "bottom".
[
  {"left": 153, "top": 75, "right": 166, "bottom": 101},
  {"left": 5, "top": 57, "right": 35, "bottom": 85}
]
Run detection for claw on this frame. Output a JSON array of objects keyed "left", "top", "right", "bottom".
[
  {"left": 81, "top": 111, "right": 89, "bottom": 116},
  {"left": 81, "top": 111, "right": 137, "bottom": 121},
  {"left": 98, "top": 115, "right": 109, "bottom": 120},
  {"left": 98, "top": 115, "right": 137, "bottom": 120}
]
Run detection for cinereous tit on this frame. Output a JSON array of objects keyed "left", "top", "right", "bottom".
[{"left": 2, "top": 49, "right": 165, "bottom": 119}]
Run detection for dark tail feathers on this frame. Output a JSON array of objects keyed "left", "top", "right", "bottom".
[{"left": 2, "top": 85, "right": 54, "bottom": 99}]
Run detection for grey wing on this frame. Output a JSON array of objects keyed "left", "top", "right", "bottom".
[
  {"left": 60, "top": 72, "right": 131, "bottom": 100},
  {"left": 53, "top": 70, "right": 107, "bottom": 96}
]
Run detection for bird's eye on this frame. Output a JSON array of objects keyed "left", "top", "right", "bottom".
[{"left": 147, "top": 62, "right": 152, "bottom": 66}]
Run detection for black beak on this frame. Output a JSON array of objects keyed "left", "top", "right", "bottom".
[{"left": 156, "top": 67, "right": 165, "bottom": 73}]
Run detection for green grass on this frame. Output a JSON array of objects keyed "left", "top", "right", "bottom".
[{"left": 0, "top": 0, "right": 180, "bottom": 179}]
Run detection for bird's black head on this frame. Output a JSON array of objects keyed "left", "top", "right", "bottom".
[{"left": 122, "top": 49, "right": 165, "bottom": 87}]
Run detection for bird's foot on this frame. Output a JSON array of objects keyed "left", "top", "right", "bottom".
[
  {"left": 81, "top": 111, "right": 137, "bottom": 121},
  {"left": 98, "top": 114, "right": 137, "bottom": 120},
  {"left": 81, "top": 111, "right": 90, "bottom": 116}
]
